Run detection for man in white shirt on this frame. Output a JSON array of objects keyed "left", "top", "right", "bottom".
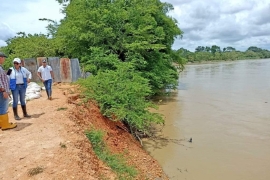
[{"left": 37, "top": 59, "right": 54, "bottom": 100}]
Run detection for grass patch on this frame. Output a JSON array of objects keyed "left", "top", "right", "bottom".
[
  {"left": 27, "top": 166, "right": 44, "bottom": 176},
  {"left": 59, "top": 142, "right": 67, "bottom": 148},
  {"left": 85, "top": 128, "right": 137, "bottom": 180},
  {"left": 57, "top": 107, "right": 68, "bottom": 111}
]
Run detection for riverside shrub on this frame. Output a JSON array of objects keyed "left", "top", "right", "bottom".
[{"left": 78, "top": 62, "right": 163, "bottom": 134}]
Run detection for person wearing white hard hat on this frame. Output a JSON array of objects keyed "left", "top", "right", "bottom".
[{"left": 7, "top": 58, "right": 32, "bottom": 120}]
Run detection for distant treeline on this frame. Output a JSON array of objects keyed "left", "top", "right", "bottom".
[{"left": 177, "top": 46, "right": 270, "bottom": 63}]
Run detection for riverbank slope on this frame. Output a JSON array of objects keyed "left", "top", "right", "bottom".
[{"left": 0, "top": 83, "right": 168, "bottom": 180}]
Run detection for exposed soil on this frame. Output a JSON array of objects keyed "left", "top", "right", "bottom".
[{"left": 0, "top": 83, "right": 168, "bottom": 180}]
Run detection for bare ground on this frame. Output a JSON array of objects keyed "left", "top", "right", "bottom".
[{"left": 0, "top": 83, "right": 168, "bottom": 180}]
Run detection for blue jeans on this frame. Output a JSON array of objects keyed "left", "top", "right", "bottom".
[
  {"left": 43, "top": 79, "right": 52, "bottom": 98},
  {"left": 0, "top": 92, "right": 9, "bottom": 115},
  {"left": 11, "top": 84, "right": 26, "bottom": 108}
]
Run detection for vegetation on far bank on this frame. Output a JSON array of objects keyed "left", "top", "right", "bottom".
[{"left": 177, "top": 45, "right": 270, "bottom": 63}]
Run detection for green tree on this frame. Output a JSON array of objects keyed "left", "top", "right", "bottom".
[
  {"left": 211, "top": 45, "right": 221, "bottom": 54},
  {"left": 194, "top": 51, "right": 211, "bottom": 61},
  {"left": 54, "top": 0, "right": 183, "bottom": 133},
  {"left": 179, "top": 45, "right": 269, "bottom": 63},
  {"left": 225, "top": 46, "right": 236, "bottom": 52},
  {"left": 244, "top": 50, "right": 260, "bottom": 59},
  {"left": 56, "top": 0, "right": 183, "bottom": 93},
  {"left": 246, "top": 46, "right": 263, "bottom": 52},
  {"left": 3, "top": 33, "right": 57, "bottom": 68},
  {"left": 260, "top": 50, "right": 270, "bottom": 58},
  {"left": 195, "top": 46, "right": 205, "bottom": 52},
  {"left": 205, "top": 46, "right": 211, "bottom": 52}
]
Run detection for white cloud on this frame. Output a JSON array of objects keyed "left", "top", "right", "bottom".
[
  {"left": 162, "top": 0, "right": 270, "bottom": 51},
  {"left": 0, "top": 22, "right": 16, "bottom": 39},
  {"left": 0, "top": 0, "right": 63, "bottom": 46},
  {"left": 220, "top": 0, "right": 255, "bottom": 14}
]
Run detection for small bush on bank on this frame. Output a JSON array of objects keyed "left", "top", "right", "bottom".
[{"left": 78, "top": 60, "right": 163, "bottom": 135}]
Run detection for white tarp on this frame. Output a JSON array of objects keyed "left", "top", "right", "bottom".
[{"left": 9, "top": 82, "right": 42, "bottom": 105}]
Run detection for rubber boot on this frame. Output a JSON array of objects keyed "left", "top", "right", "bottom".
[
  {"left": 0, "top": 113, "right": 17, "bottom": 130},
  {"left": 21, "top": 105, "right": 31, "bottom": 118},
  {"left": 13, "top": 107, "right": 21, "bottom": 120}
]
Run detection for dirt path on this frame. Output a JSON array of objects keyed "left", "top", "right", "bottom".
[
  {"left": 0, "top": 84, "right": 98, "bottom": 179},
  {"left": 0, "top": 83, "right": 168, "bottom": 180}
]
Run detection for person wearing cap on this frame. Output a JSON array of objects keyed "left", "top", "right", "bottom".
[
  {"left": 8, "top": 58, "right": 32, "bottom": 120},
  {"left": 0, "top": 52, "right": 17, "bottom": 130},
  {"left": 37, "top": 59, "right": 54, "bottom": 100}
]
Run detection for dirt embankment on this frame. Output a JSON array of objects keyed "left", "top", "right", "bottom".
[{"left": 0, "top": 83, "right": 168, "bottom": 180}]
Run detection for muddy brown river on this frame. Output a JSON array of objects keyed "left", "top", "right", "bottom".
[{"left": 143, "top": 59, "right": 270, "bottom": 180}]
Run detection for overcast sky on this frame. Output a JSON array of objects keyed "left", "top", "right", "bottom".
[{"left": 1, "top": 0, "right": 270, "bottom": 52}]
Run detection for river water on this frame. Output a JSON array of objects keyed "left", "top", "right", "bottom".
[{"left": 143, "top": 59, "right": 270, "bottom": 180}]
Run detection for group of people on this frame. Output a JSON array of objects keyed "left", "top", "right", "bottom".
[{"left": 0, "top": 52, "right": 54, "bottom": 130}]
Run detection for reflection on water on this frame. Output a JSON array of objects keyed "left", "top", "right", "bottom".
[{"left": 144, "top": 59, "right": 270, "bottom": 180}]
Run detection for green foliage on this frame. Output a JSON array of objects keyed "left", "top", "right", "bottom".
[
  {"left": 59, "top": 0, "right": 180, "bottom": 134},
  {"left": 57, "top": 0, "right": 182, "bottom": 55},
  {"left": 2, "top": 33, "right": 59, "bottom": 68},
  {"left": 59, "top": 142, "right": 67, "bottom": 148},
  {"left": 211, "top": 45, "right": 221, "bottom": 54},
  {"left": 247, "top": 46, "right": 263, "bottom": 52},
  {"left": 57, "top": 107, "right": 68, "bottom": 111},
  {"left": 27, "top": 166, "right": 44, "bottom": 177},
  {"left": 56, "top": 0, "right": 183, "bottom": 92},
  {"left": 78, "top": 55, "right": 163, "bottom": 133},
  {"left": 6, "top": 33, "right": 56, "bottom": 58},
  {"left": 180, "top": 46, "right": 270, "bottom": 62},
  {"left": 85, "top": 128, "right": 105, "bottom": 153},
  {"left": 85, "top": 128, "right": 137, "bottom": 180},
  {"left": 223, "top": 46, "right": 236, "bottom": 52},
  {"left": 80, "top": 47, "right": 120, "bottom": 75},
  {"left": 0, "top": 46, "right": 11, "bottom": 69}
]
